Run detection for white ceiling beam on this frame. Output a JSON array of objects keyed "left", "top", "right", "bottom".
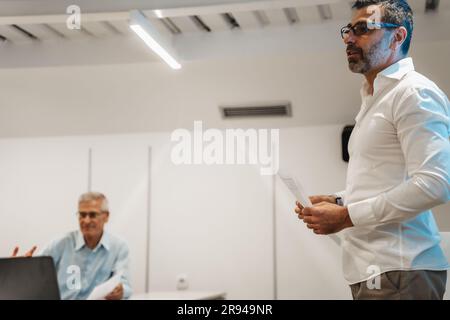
[
  {"left": 146, "top": 0, "right": 343, "bottom": 18},
  {"left": 0, "top": 12, "right": 129, "bottom": 26},
  {"left": 1, "top": 9, "right": 449, "bottom": 69},
  {"left": 0, "top": 0, "right": 344, "bottom": 26}
]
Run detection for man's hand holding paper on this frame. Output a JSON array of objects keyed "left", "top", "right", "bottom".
[{"left": 295, "top": 197, "right": 353, "bottom": 235}]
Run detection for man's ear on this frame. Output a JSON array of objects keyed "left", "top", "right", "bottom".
[
  {"left": 392, "top": 26, "right": 407, "bottom": 51},
  {"left": 104, "top": 211, "right": 110, "bottom": 222}
]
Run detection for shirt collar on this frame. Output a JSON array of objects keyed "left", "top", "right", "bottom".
[
  {"left": 361, "top": 57, "right": 414, "bottom": 97},
  {"left": 378, "top": 57, "right": 414, "bottom": 80},
  {"left": 75, "top": 230, "right": 110, "bottom": 252},
  {"left": 99, "top": 232, "right": 111, "bottom": 251}
]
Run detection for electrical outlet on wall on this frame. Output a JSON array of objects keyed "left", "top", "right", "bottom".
[{"left": 176, "top": 274, "right": 189, "bottom": 291}]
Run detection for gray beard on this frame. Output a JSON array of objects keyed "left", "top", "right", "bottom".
[
  {"left": 348, "top": 37, "right": 389, "bottom": 74},
  {"left": 349, "top": 56, "right": 370, "bottom": 74}
]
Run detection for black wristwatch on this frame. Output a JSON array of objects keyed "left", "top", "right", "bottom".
[{"left": 335, "top": 197, "right": 343, "bottom": 206}]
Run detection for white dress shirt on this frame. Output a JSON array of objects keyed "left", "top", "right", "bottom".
[{"left": 336, "top": 57, "right": 450, "bottom": 284}]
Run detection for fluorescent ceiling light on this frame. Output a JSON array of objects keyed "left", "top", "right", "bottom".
[
  {"left": 129, "top": 10, "right": 181, "bottom": 70},
  {"left": 129, "top": 24, "right": 181, "bottom": 69}
]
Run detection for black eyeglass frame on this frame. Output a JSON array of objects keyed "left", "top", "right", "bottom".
[
  {"left": 76, "top": 211, "right": 106, "bottom": 219},
  {"left": 340, "top": 21, "right": 401, "bottom": 39}
]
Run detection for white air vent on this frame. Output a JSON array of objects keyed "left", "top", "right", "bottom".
[{"left": 220, "top": 102, "right": 291, "bottom": 118}]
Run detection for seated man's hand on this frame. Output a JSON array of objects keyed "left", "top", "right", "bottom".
[
  {"left": 105, "top": 283, "right": 123, "bottom": 300},
  {"left": 11, "top": 246, "right": 37, "bottom": 257}
]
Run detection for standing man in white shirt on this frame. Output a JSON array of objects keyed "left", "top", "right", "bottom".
[{"left": 295, "top": 0, "right": 450, "bottom": 299}]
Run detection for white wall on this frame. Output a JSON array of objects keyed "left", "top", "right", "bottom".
[
  {"left": 0, "top": 136, "right": 151, "bottom": 294},
  {"left": 0, "top": 121, "right": 449, "bottom": 299},
  {"left": 0, "top": 132, "right": 274, "bottom": 299},
  {"left": 0, "top": 39, "right": 448, "bottom": 137},
  {"left": 0, "top": 35, "right": 449, "bottom": 299},
  {"left": 143, "top": 125, "right": 354, "bottom": 299},
  {"left": 0, "top": 125, "right": 352, "bottom": 299},
  {"left": 0, "top": 50, "right": 361, "bottom": 137},
  {"left": 0, "top": 138, "right": 86, "bottom": 251},
  {"left": 275, "top": 126, "right": 351, "bottom": 299}
]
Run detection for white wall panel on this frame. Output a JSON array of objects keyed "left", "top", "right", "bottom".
[
  {"left": 90, "top": 136, "right": 150, "bottom": 295},
  {"left": 0, "top": 137, "right": 88, "bottom": 256},
  {"left": 148, "top": 133, "right": 274, "bottom": 299},
  {"left": 275, "top": 126, "right": 351, "bottom": 299}
]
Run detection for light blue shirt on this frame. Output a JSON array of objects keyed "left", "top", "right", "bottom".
[{"left": 41, "top": 230, "right": 132, "bottom": 300}]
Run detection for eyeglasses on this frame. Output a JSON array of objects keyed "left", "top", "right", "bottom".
[
  {"left": 77, "top": 211, "right": 105, "bottom": 219},
  {"left": 341, "top": 21, "right": 401, "bottom": 39}
]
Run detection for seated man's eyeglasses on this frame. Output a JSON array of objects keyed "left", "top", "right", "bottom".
[
  {"left": 341, "top": 20, "right": 401, "bottom": 39},
  {"left": 77, "top": 211, "right": 105, "bottom": 219}
]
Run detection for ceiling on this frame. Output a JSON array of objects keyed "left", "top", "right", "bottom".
[
  {"left": 0, "top": 0, "right": 354, "bottom": 43},
  {"left": 0, "top": 0, "right": 449, "bottom": 68}
]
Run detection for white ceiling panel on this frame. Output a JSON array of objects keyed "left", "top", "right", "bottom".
[
  {"left": 148, "top": 18, "right": 174, "bottom": 37},
  {"left": 231, "top": 11, "right": 261, "bottom": 30},
  {"left": 296, "top": 6, "right": 321, "bottom": 25},
  {"left": 82, "top": 21, "right": 115, "bottom": 37},
  {"left": 47, "top": 23, "right": 90, "bottom": 39},
  {"left": 170, "top": 16, "right": 198, "bottom": 33},
  {"left": 107, "top": 20, "right": 134, "bottom": 35},
  {"left": 15, "top": 24, "right": 60, "bottom": 41},
  {"left": 198, "top": 14, "right": 228, "bottom": 32},
  {"left": 264, "top": 9, "right": 290, "bottom": 27},
  {"left": 0, "top": 25, "right": 33, "bottom": 43},
  {"left": 329, "top": 2, "right": 352, "bottom": 21}
]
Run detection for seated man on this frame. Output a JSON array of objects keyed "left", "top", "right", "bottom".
[{"left": 13, "top": 192, "right": 132, "bottom": 300}]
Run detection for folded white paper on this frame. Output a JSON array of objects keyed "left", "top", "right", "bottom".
[
  {"left": 87, "top": 273, "right": 122, "bottom": 300},
  {"left": 278, "top": 173, "right": 312, "bottom": 208},
  {"left": 278, "top": 173, "right": 342, "bottom": 246}
]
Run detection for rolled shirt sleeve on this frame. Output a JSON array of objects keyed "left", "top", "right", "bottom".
[{"left": 112, "top": 242, "right": 133, "bottom": 299}]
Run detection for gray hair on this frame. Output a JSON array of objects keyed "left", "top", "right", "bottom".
[
  {"left": 352, "top": 0, "right": 414, "bottom": 55},
  {"left": 78, "top": 192, "right": 109, "bottom": 212}
]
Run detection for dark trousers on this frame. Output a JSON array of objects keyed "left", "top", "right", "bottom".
[{"left": 350, "top": 270, "right": 447, "bottom": 300}]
